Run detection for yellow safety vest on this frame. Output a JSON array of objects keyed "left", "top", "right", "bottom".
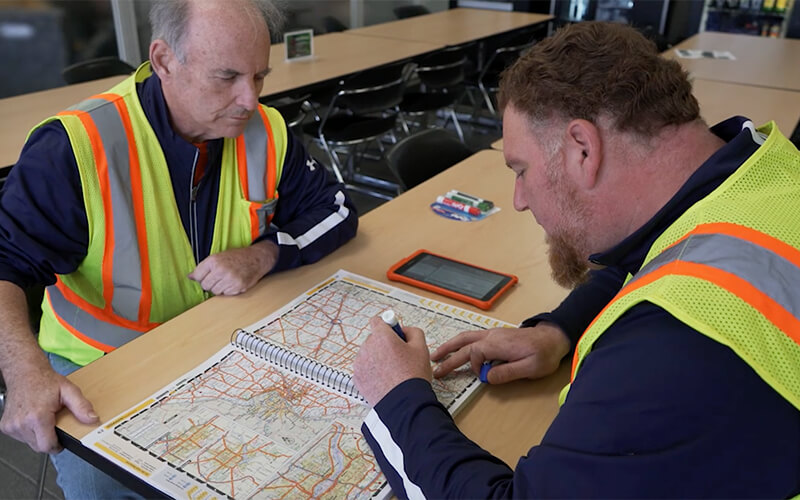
[
  {"left": 561, "top": 122, "right": 800, "bottom": 414},
  {"left": 33, "top": 62, "right": 288, "bottom": 366}
]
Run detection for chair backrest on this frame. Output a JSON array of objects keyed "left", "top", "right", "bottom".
[
  {"left": 393, "top": 5, "right": 430, "bottom": 19},
  {"left": 415, "top": 48, "right": 467, "bottom": 90},
  {"left": 323, "top": 15, "right": 348, "bottom": 33},
  {"left": 262, "top": 93, "right": 310, "bottom": 128},
  {"left": 479, "top": 38, "right": 536, "bottom": 89},
  {"left": 334, "top": 62, "right": 407, "bottom": 115},
  {"left": 62, "top": 56, "right": 136, "bottom": 84},
  {"left": 387, "top": 129, "right": 474, "bottom": 191}
]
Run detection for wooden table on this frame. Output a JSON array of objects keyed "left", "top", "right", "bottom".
[
  {"left": 0, "top": 33, "right": 439, "bottom": 169},
  {"left": 489, "top": 77, "right": 800, "bottom": 151},
  {"left": 666, "top": 32, "right": 800, "bottom": 91},
  {"left": 0, "top": 76, "right": 126, "bottom": 169},
  {"left": 57, "top": 149, "right": 570, "bottom": 477},
  {"left": 347, "top": 8, "right": 552, "bottom": 46},
  {"left": 263, "top": 32, "right": 441, "bottom": 98},
  {"left": 691, "top": 78, "right": 800, "bottom": 133}
]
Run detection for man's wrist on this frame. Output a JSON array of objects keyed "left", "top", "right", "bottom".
[{"left": 254, "top": 240, "right": 279, "bottom": 275}]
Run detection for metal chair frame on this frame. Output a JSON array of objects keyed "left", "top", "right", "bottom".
[
  {"left": 403, "top": 56, "right": 468, "bottom": 141},
  {"left": 308, "top": 73, "right": 409, "bottom": 199},
  {"left": 476, "top": 41, "right": 535, "bottom": 115}
]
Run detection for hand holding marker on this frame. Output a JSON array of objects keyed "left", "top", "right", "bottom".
[{"left": 382, "top": 309, "right": 495, "bottom": 382}]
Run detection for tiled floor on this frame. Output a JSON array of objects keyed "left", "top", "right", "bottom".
[
  {"left": 0, "top": 115, "right": 501, "bottom": 499},
  {"left": 0, "top": 432, "right": 63, "bottom": 500}
]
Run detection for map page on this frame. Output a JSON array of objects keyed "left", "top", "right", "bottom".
[
  {"left": 81, "top": 270, "right": 512, "bottom": 499},
  {"left": 245, "top": 270, "right": 513, "bottom": 411}
]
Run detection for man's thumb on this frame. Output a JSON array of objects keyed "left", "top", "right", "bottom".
[{"left": 61, "top": 383, "right": 99, "bottom": 424}]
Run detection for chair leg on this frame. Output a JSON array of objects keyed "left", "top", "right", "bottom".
[
  {"left": 320, "top": 138, "right": 346, "bottom": 184},
  {"left": 36, "top": 454, "right": 47, "bottom": 500},
  {"left": 480, "top": 83, "right": 496, "bottom": 116},
  {"left": 449, "top": 108, "right": 465, "bottom": 142},
  {"left": 398, "top": 111, "right": 411, "bottom": 135}
]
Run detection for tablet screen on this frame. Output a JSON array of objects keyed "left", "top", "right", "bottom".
[{"left": 393, "top": 252, "right": 513, "bottom": 301}]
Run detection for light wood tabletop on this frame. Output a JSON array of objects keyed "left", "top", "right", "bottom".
[
  {"left": 489, "top": 77, "right": 800, "bottom": 151},
  {"left": 666, "top": 31, "right": 800, "bottom": 91},
  {"left": 347, "top": 8, "right": 553, "bottom": 46},
  {"left": 0, "top": 33, "right": 439, "bottom": 169},
  {"left": 57, "top": 149, "right": 570, "bottom": 471},
  {"left": 0, "top": 75, "right": 126, "bottom": 169},
  {"left": 691, "top": 78, "right": 800, "bottom": 133},
  {"left": 263, "top": 32, "right": 441, "bottom": 98}
]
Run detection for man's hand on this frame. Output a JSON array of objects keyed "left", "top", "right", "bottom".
[
  {"left": 431, "top": 322, "right": 571, "bottom": 384},
  {"left": 353, "top": 316, "right": 433, "bottom": 406},
  {"left": 0, "top": 364, "right": 98, "bottom": 454},
  {"left": 188, "top": 240, "right": 279, "bottom": 295}
]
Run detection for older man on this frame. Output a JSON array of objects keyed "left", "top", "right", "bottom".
[
  {"left": 354, "top": 22, "right": 800, "bottom": 497},
  {"left": 0, "top": 0, "right": 357, "bottom": 497}
]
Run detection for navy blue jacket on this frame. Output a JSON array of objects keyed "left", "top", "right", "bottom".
[
  {"left": 362, "top": 117, "right": 800, "bottom": 498},
  {"left": 0, "top": 72, "right": 357, "bottom": 291}
]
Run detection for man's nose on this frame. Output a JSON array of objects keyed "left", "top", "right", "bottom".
[
  {"left": 512, "top": 179, "right": 528, "bottom": 212},
  {"left": 236, "top": 78, "right": 260, "bottom": 111}
]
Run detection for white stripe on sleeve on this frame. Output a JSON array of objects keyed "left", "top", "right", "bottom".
[
  {"left": 276, "top": 190, "right": 350, "bottom": 249},
  {"left": 364, "top": 409, "right": 426, "bottom": 500}
]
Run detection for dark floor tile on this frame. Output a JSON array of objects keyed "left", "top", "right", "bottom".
[
  {"left": 0, "top": 432, "right": 44, "bottom": 483},
  {"left": 0, "top": 461, "right": 38, "bottom": 500}
]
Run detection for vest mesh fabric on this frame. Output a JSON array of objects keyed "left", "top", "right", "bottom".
[{"left": 563, "top": 122, "right": 800, "bottom": 410}]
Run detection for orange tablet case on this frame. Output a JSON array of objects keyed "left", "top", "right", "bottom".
[{"left": 387, "top": 249, "right": 518, "bottom": 310}]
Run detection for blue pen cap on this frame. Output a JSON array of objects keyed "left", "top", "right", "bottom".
[{"left": 479, "top": 362, "right": 492, "bottom": 383}]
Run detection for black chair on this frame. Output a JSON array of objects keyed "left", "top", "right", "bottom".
[
  {"left": 466, "top": 32, "right": 536, "bottom": 116},
  {"left": 302, "top": 62, "right": 409, "bottom": 197},
  {"left": 62, "top": 56, "right": 136, "bottom": 84},
  {"left": 400, "top": 47, "right": 468, "bottom": 141},
  {"left": 323, "top": 15, "right": 348, "bottom": 33},
  {"left": 394, "top": 5, "right": 431, "bottom": 19},
  {"left": 394, "top": 5, "right": 430, "bottom": 19},
  {"left": 387, "top": 128, "right": 473, "bottom": 192},
  {"left": 261, "top": 93, "right": 311, "bottom": 132}
]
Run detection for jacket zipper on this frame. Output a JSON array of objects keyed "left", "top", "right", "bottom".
[{"left": 189, "top": 149, "right": 200, "bottom": 264}]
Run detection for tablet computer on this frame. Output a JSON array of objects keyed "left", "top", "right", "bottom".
[{"left": 387, "top": 249, "right": 518, "bottom": 310}]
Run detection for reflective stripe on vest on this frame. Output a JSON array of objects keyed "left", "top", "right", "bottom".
[
  {"left": 237, "top": 106, "right": 279, "bottom": 240},
  {"left": 622, "top": 223, "right": 800, "bottom": 338},
  {"left": 571, "top": 222, "right": 800, "bottom": 381},
  {"left": 60, "top": 94, "right": 152, "bottom": 325},
  {"left": 48, "top": 284, "right": 143, "bottom": 351}
]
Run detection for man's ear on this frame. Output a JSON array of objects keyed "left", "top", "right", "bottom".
[
  {"left": 149, "top": 39, "right": 175, "bottom": 80},
  {"left": 563, "top": 119, "right": 602, "bottom": 190}
]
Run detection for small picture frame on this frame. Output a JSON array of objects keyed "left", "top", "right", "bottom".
[{"left": 284, "top": 29, "right": 314, "bottom": 61}]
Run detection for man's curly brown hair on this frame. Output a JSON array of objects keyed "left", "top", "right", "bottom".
[{"left": 498, "top": 21, "right": 700, "bottom": 138}]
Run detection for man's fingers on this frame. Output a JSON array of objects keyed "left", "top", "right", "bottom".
[
  {"left": 431, "top": 330, "right": 485, "bottom": 361},
  {"left": 32, "top": 421, "right": 61, "bottom": 454},
  {"left": 433, "top": 348, "right": 471, "bottom": 378},
  {"left": 187, "top": 259, "right": 211, "bottom": 282},
  {"left": 403, "top": 326, "right": 427, "bottom": 349}
]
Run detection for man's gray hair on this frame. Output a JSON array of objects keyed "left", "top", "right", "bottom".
[{"left": 150, "top": 0, "right": 285, "bottom": 62}]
